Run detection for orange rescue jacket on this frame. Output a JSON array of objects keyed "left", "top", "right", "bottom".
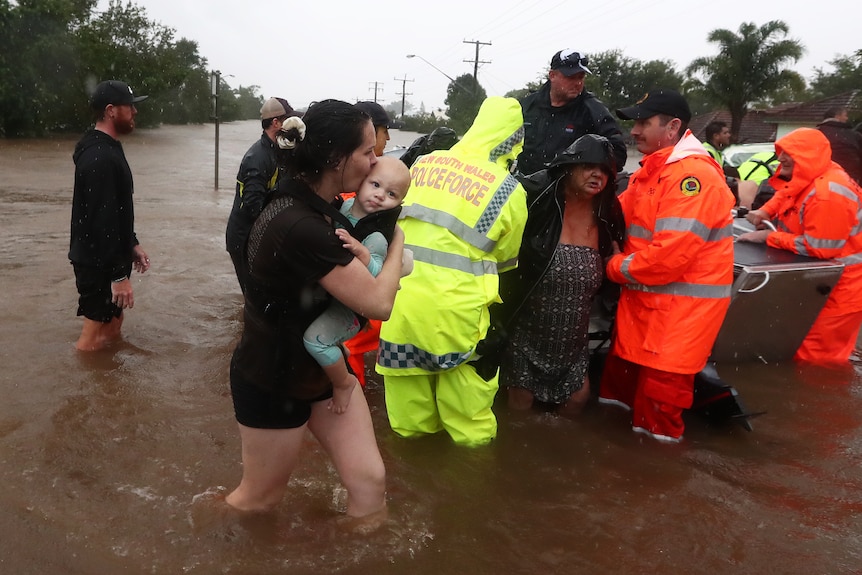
[
  {"left": 762, "top": 128, "right": 862, "bottom": 314},
  {"left": 606, "top": 131, "right": 735, "bottom": 373}
]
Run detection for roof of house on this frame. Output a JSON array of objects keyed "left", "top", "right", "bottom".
[
  {"left": 690, "top": 90, "right": 861, "bottom": 144},
  {"left": 761, "top": 90, "right": 860, "bottom": 123}
]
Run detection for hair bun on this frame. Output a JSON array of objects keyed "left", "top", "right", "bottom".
[{"left": 277, "top": 116, "right": 307, "bottom": 150}]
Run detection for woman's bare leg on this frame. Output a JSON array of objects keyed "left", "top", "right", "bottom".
[
  {"left": 558, "top": 375, "right": 590, "bottom": 418},
  {"left": 308, "top": 385, "right": 386, "bottom": 518},
  {"left": 225, "top": 424, "right": 306, "bottom": 513}
]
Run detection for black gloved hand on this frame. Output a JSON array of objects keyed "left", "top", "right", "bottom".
[{"left": 471, "top": 325, "right": 508, "bottom": 381}]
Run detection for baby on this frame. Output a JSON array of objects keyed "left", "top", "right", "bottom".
[{"left": 303, "top": 156, "right": 413, "bottom": 414}]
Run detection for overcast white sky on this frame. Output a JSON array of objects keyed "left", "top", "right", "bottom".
[{"left": 98, "top": 0, "right": 858, "bottom": 113}]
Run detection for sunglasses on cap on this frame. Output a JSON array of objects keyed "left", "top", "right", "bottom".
[{"left": 559, "top": 51, "right": 589, "bottom": 68}]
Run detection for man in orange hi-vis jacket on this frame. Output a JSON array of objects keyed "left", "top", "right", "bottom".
[
  {"left": 739, "top": 128, "right": 862, "bottom": 365},
  {"left": 599, "top": 88, "right": 735, "bottom": 443}
]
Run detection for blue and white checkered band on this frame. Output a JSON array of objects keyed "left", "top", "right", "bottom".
[
  {"left": 488, "top": 125, "right": 524, "bottom": 164},
  {"left": 475, "top": 174, "right": 518, "bottom": 235},
  {"left": 378, "top": 340, "right": 472, "bottom": 371}
]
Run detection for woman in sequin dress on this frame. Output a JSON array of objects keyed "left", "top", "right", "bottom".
[{"left": 492, "top": 134, "right": 625, "bottom": 416}]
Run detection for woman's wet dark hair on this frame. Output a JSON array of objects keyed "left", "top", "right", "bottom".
[{"left": 278, "top": 99, "right": 371, "bottom": 183}]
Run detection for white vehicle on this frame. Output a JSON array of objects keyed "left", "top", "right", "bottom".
[{"left": 722, "top": 143, "right": 776, "bottom": 168}]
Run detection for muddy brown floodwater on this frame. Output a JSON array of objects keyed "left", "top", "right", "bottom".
[{"left": 1, "top": 121, "right": 862, "bottom": 574}]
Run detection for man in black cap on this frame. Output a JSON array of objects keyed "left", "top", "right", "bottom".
[
  {"left": 226, "top": 97, "right": 301, "bottom": 292},
  {"left": 598, "top": 88, "right": 735, "bottom": 443},
  {"left": 517, "top": 49, "right": 626, "bottom": 176},
  {"left": 354, "top": 101, "right": 392, "bottom": 157},
  {"left": 70, "top": 80, "right": 151, "bottom": 351}
]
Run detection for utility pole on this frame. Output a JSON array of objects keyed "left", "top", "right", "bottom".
[
  {"left": 368, "top": 81, "right": 384, "bottom": 103},
  {"left": 394, "top": 75, "right": 414, "bottom": 117},
  {"left": 210, "top": 70, "right": 220, "bottom": 190},
  {"left": 463, "top": 39, "right": 492, "bottom": 81}
]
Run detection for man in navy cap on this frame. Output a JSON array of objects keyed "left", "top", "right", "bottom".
[
  {"left": 517, "top": 49, "right": 626, "bottom": 175},
  {"left": 69, "top": 80, "right": 150, "bottom": 351}
]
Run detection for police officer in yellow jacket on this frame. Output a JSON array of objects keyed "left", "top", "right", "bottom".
[{"left": 377, "top": 97, "right": 528, "bottom": 446}]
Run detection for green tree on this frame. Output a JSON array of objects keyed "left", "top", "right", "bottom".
[
  {"left": 505, "top": 78, "right": 543, "bottom": 101},
  {"left": 154, "top": 42, "right": 212, "bottom": 125},
  {"left": 401, "top": 111, "right": 448, "bottom": 134},
  {"left": 232, "top": 85, "right": 265, "bottom": 121},
  {"left": 586, "top": 49, "right": 684, "bottom": 114},
  {"left": 810, "top": 50, "right": 862, "bottom": 99},
  {"left": 0, "top": 0, "right": 276, "bottom": 137},
  {"left": 75, "top": 0, "right": 210, "bottom": 128},
  {"left": 0, "top": 0, "right": 96, "bottom": 135},
  {"left": 444, "top": 74, "right": 487, "bottom": 134},
  {"left": 686, "top": 20, "right": 805, "bottom": 140}
]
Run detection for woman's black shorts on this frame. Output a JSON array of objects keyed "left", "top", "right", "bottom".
[{"left": 230, "top": 363, "right": 333, "bottom": 429}]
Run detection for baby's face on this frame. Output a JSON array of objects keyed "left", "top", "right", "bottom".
[{"left": 354, "top": 161, "right": 409, "bottom": 216}]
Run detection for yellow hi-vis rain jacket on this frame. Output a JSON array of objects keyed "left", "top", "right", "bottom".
[{"left": 377, "top": 97, "right": 527, "bottom": 376}]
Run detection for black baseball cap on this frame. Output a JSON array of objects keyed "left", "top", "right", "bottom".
[
  {"left": 90, "top": 80, "right": 148, "bottom": 110},
  {"left": 616, "top": 88, "right": 691, "bottom": 123},
  {"left": 550, "top": 49, "right": 591, "bottom": 77},
  {"left": 354, "top": 101, "right": 391, "bottom": 128}
]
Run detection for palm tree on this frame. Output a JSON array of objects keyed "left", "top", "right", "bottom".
[{"left": 687, "top": 20, "right": 805, "bottom": 141}]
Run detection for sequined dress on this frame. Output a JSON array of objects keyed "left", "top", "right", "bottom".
[{"left": 501, "top": 244, "right": 602, "bottom": 404}]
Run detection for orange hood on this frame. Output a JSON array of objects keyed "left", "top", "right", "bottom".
[{"left": 769, "top": 128, "right": 833, "bottom": 199}]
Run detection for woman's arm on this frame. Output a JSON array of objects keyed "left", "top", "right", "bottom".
[{"left": 318, "top": 226, "right": 404, "bottom": 320}]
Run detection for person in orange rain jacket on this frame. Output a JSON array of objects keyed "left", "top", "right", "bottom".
[
  {"left": 339, "top": 102, "right": 394, "bottom": 386},
  {"left": 740, "top": 128, "right": 862, "bottom": 365},
  {"left": 599, "top": 88, "right": 735, "bottom": 443}
]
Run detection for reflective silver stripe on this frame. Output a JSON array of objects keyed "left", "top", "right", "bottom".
[
  {"left": 829, "top": 181, "right": 859, "bottom": 203},
  {"left": 627, "top": 282, "right": 731, "bottom": 299},
  {"left": 797, "top": 189, "right": 816, "bottom": 227},
  {"left": 378, "top": 339, "right": 472, "bottom": 371},
  {"left": 804, "top": 236, "right": 846, "bottom": 250},
  {"left": 654, "top": 216, "right": 732, "bottom": 242},
  {"left": 400, "top": 205, "right": 496, "bottom": 252},
  {"left": 489, "top": 125, "right": 525, "bottom": 164},
  {"left": 794, "top": 236, "right": 809, "bottom": 256},
  {"left": 620, "top": 253, "right": 636, "bottom": 283},
  {"left": 708, "top": 223, "right": 734, "bottom": 242},
  {"left": 407, "top": 244, "right": 498, "bottom": 276},
  {"left": 796, "top": 183, "right": 859, "bottom": 252},
  {"left": 838, "top": 253, "right": 862, "bottom": 266},
  {"left": 497, "top": 255, "right": 518, "bottom": 272},
  {"left": 627, "top": 224, "right": 652, "bottom": 241}
]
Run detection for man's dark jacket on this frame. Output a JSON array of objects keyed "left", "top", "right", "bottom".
[
  {"left": 817, "top": 119, "right": 862, "bottom": 184},
  {"left": 517, "top": 83, "right": 627, "bottom": 176},
  {"left": 69, "top": 129, "right": 138, "bottom": 279},
  {"left": 226, "top": 132, "right": 279, "bottom": 256}
]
